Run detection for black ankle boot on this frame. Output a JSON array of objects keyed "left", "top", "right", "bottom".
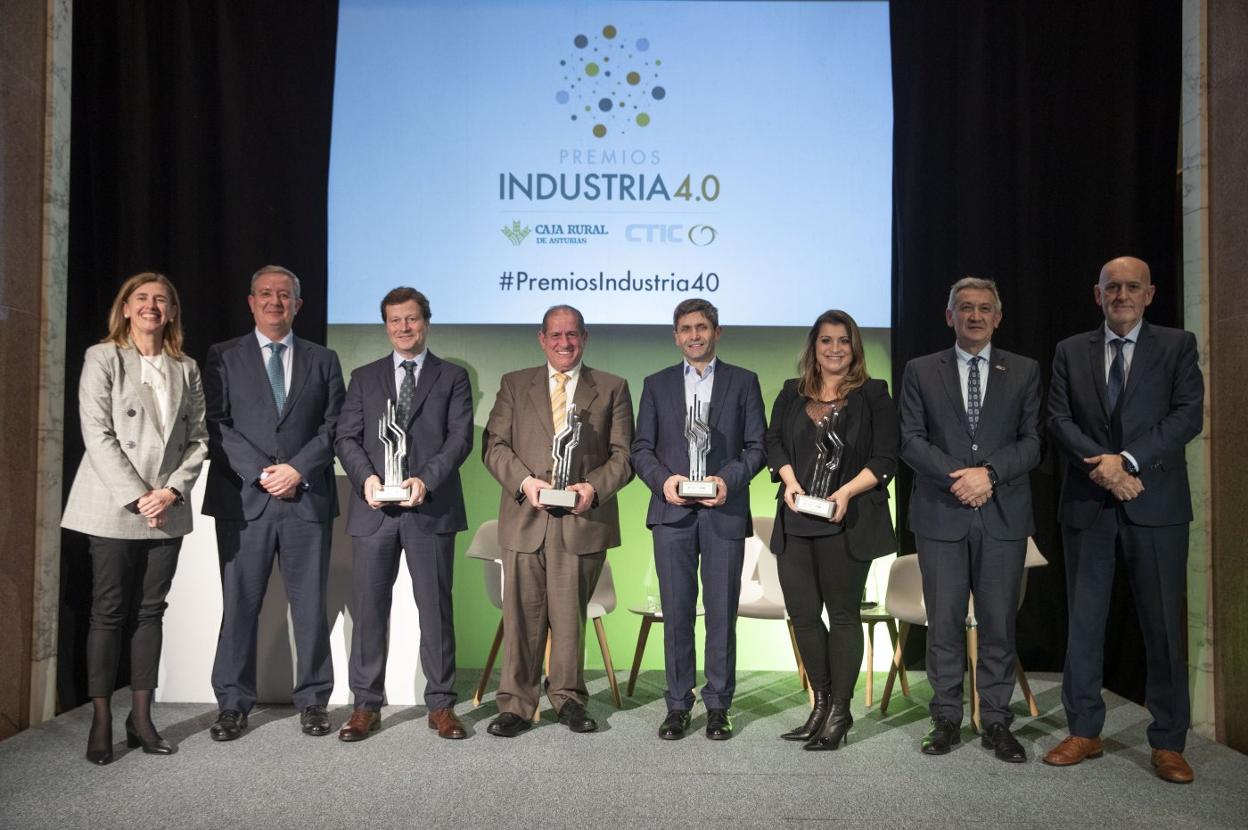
[
  {"left": 803, "top": 697, "right": 852, "bottom": 751},
  {"left": 126, "top": 713, "right": 174, "bottom": 755},
  {"left": 781, "top": 689, "right": 831, "bottom": 741}
]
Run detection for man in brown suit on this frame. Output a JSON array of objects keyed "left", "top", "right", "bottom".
[{"left": 482, "top": 305, "right": 634, "bottom": 736}]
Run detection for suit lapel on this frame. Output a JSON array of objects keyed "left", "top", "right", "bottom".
[
  {"left": 573, "top": 365, "right": 600, "bottom": 416},
  {"left": 979, "top": 350, "right": 1008, "bottom": 431},
  {"left": 938, "top": 350, "right": 969, "bottom": 433},
  {"left": 121, "top": 347, "right": 163, "bottom": 430},
  {"left": 1086, "top": 329, "right": 1110, "bottom": 416},
  {"left": 279, "top": 337, "right": 314, "bottom": 424},
  {"left": 707, "top": 361, "right": 728, "bottom": 429},
  {"left": 528, "top": 368, "right": 556, "bottom": 438},
  {"left": 241, "top": 335, "right": 280, "bottom": 422},
  {"left": 404, "top": 352, "right": 442, "bottom": 427},
  {"left": 162, "top": 357, "right": 187, "bottom": 443},
  {"left": 1119, "top": 322, "right": 1152, "bottom": 411}
]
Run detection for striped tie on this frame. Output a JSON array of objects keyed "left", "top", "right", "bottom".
[
  {"left": 551, "top": 372, "right": 569, "bottom": 431},
  {"left": 266, "top": 342, "right": 287, "bottom": 415},
  {"left": 966, "top": 355, "right": 982, "bottom": 435}
]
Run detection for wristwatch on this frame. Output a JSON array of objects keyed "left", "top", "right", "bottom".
[
  {"left": 982, "top": 463, "right": 1000, "bottom": 486},
  {"left": 1120, "top": 453, "right": 1139, "bottom": 475},
  {"left": 167, "top": 487, "right": 184, "bottom": 505}
]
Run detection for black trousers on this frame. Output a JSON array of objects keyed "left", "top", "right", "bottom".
[
  {"left": 776, "top": 533, "right": 872, "bottom": 699},
  {"left": 86, "top": 535, "right": 182, "bottom": 698}
]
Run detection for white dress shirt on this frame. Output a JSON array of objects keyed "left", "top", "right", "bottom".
[
  {"left": 683, "top": 358, "right": 716, "bottom": 415},
  {"left": 254, "top": 328, "right": 294, "bottom": 395},
  {"left": 953, "top": 342, "right": 992, "bottom": 410},
  {"left": 393, "top": 349, "right": 427, "bottom": 396}
]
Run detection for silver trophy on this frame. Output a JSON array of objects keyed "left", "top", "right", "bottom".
[
  {"left": 794, "top": 410, "right": 844, "bottom": 519},
  {"left": 539, "top": 403, "right": 582, "bottom": 509},
  {"left": 678, "top": 394, "right": 717, "bottom": 499},
  {"left": 374, "top": 399, "right": 411, "bottom": 502}
]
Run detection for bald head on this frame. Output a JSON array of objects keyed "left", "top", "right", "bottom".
[{"left": 1095, "top": 256, "right": 1155, "bottom": 336}]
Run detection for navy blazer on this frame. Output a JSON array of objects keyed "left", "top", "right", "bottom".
[
  {"left": 766, "top": 378, "right": 899, "bottom": 560},
  {"left": 1047, "top": 321, "right": 1203, "bottom": 529},
  {"left": 334, "top": 351, "right": 473, "bottom": 537},
  {"left": 631, "top": 360, "right": 767, "bottom": 540},
  {"left": 899, "top": 346, "right": 1041, "bottom": 542},
  {"left": 202, "top": 333, "right": 345, "bottom": 523}
]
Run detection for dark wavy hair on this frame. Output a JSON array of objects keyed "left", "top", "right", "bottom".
[{"left": 796, "top": 309, "right": 869, "bottom": 400}]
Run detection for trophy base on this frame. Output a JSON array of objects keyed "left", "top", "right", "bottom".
[
  {"left": 794, "top": 494, "right": 836, "bottom": 519},
  {"left": 374, "top": 485, "right": 411, "bottom": 502},
  {"left": 678, "top": 480, "right": 718, "bottom": 499},
  {"left": 538, "top": 488, "right": 579, "bottom": 508}
]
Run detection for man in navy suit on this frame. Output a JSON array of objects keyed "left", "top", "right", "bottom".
[
  {"left": 333, "top": 287, "right": 472, "bottom": 741},
  {"left": 203, "top": 265, "right": 345, "bottom": 740},
  {"left": 899, "top": 277, "right": 1041, "bottom": 762},
  {"left": 631, "top": 298, "right": 767, "bottom": 740},
  {"left": 1044, "top": 256, "right": 1203, "bottom": 784}
]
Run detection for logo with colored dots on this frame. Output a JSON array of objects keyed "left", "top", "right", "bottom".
[{"left": 556, "top": 25, "right": 665, "bottom": 139}]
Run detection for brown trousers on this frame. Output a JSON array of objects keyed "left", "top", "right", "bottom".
[{"left": 495, "top": 547, "right": 605, "bottom": 719}]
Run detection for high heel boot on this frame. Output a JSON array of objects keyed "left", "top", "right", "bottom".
[
  {"left": 85, "top": 697, "right": 114, "bottom": 765},
  {"left": 781, "top": 689, "right": 831, "bottom": 741},
  {"left": 803, "top": 697, "right": 852, "bottom": 751},
  {"left": 126, "top": 689, "right": 174, "bottom": 755}
]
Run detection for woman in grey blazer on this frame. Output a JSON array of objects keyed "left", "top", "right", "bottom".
[
  {"left": 765, "top": 309, "right": 899, "bottom": 751},
  {"left": 62, "top": 273, "right": 208, "bottom": 764}
]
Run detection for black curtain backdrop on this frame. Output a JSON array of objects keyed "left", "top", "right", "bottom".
[
  {"left": 59, "top": 1, "right": 1181, "bottom": 710},
  {"left": 889, "top": 0, "right": 1181, "bottom": 704},
  {"left": 60, "top": 2, "right": 339, "bottom": 708}
]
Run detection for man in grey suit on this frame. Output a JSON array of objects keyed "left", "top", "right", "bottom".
[
  {"left": 482, "top": 305, "right": 634, "bottom": 737},
  {"left": 203, "top": 265, "right": 345, "bottom": 740},
  {"left": 1043, "top": 256, "right": 1203, "bottom": 784},
  {"left": 631, "top": 298, "right": 766, "bottom": 740},
  {"left": 899, "top": 277, "right": 1041, "bottom": 762},
  {"left": 334, "top": 287, "right": 472, "bottom": 741}
]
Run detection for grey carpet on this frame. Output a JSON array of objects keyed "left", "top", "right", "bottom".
[{"left": 2, "top": 672, "right": 1245, "bottom": 830}]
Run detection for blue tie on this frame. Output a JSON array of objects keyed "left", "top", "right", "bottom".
[
  {"left": 1107, "top": 339, "right": 1126, "bottom": 413},
  {"left": 966, "top": 355, "right": 982, "bottom": 435},
  {"left": 266, "top": 342, "right": 287, "bottom": 415}
]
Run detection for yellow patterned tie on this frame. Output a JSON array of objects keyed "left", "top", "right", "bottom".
[{"left": 551, "top": 372, "right": 569, "bottom": 431}]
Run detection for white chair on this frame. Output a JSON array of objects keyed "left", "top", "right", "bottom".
[
  {"left": 466, "top": 520, "right": 622, "bottom": 709},
  {"left": 879, "top": 537, "right": 1047, "bottom": 731},
  {"left": 735, "top": 516, "right": 811, "bottom": 699}
]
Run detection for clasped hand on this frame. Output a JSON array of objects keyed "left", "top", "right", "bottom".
[
  {"left": 522, "top": 477, "right": 595, "bottom": 514},
  {"left": 1083, "top": 453, "right": 1145, "bottom": 501},
  {"left": 663, "top": 474, "right": 727, "bottom": 508},
  {"left": 260, "top": 463, "right": 302, "bottom": 500},
  {"left": 949, "top": 467, "right": 993, "bottom": 508}
]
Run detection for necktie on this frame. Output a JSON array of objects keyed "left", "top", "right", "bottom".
[
  {"left": 266, "top": 342, "right": 287, "bottom": 415},
  {"left": 966, "top": 355, "right": 982, "bottom": 435},
  {"left": 396, "top": 360, "right": 416, "bottom": 423},
  {"left": 551, "top": 372, "right": 569, "bottom": 431},
  {"left": 1107, "top": 339, "right": 1126, "bottom": 413}
]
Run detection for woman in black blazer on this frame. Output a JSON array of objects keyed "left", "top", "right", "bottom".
[{"left": 766, "top": 309, "right": 899, "bottom": 750}]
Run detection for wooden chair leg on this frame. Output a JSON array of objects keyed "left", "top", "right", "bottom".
[
  {"left": 1016, "top": 657, "right": 1039, "bottom": 717},
  {"left": 967, "top": 626, "right": 981, "bottom": 733},
  {"left": 887, "top": 619, "right": 911, "bottom": 697},
  {"left": 627, "top": 615, "right": 654, "bottom": 697},
  {"left": 786, "top": 619, "right": 809, "bottom": 691},
  {"left": 474, "top": 617, "right": 504, "bottom": 706},
  {"left": 864, "top": 621, "right": 876, "bottom": 708},
  {"left": 593, "top": 616, "right": 622, "bottom": 709},
  {"left": 880, "top": 621, "right": 910, "bottom": 715}
]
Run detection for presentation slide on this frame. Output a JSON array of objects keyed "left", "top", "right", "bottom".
[{"left": 328, "top": 0, "right": 892, "bottom": 327}]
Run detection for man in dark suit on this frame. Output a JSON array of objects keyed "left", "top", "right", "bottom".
[
  {"left": 631, "top": 299, "right": 766, "bottom": 740},
  {"left": 899, "top": 277, "right": 1042, "bottom": 762},
  {"left": 482, "top": 305, "right": 634, "bottom": 737},
  {"left": 333, "top": 287, "right": 472, "bottom": 741},
  {"left": 1044, "top": 256, "right": 1203, "bottom": 784},
  {"left": 202, "top": 265, "right": 345, "bottom": 740}
]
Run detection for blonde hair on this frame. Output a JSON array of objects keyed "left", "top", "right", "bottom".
[
  {"left": 102, "top": 272, "right": 185, "bottom": 358},
  {"left": 796, "top": 309, "right": 870, "bottom": 400}
]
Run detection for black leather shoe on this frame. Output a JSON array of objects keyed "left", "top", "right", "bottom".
[
  {"left": 125, "top": 714, "right": 174, "bottom": 755},
  {"left": 487, "top": 712, "right": 533, "bottom": 738},
  {"left": 803, "top": 698, "right": 852, "bottom": 751},
  {"left": 556, "top": 700, "right": 597, "bottom": 733},
  {"left": 658, "top": 709, "right": 692, "bottom": 740},
  {"left": 300, "top": 704, "right": 331, "bottom": 736},
  {"left": 705, "top": 708, "right": 733, "bottom": 740},
  {"left": 782, "top": 690, "right": 831, "bottom": 741},
  {"left": 209, "top": 710, "right": 248, "bottom": 742},
  {"left": 920, "top": 718, "right": 961, "bottom": 755},
  {"left": 982, "top": 722, "right": 1027, "bottom": 763}
]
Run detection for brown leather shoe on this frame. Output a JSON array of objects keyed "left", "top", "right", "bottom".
[
  {"left": 337, "top": 709, "right": 380, "bottom": 742},
  {"left": 1042, "top": 735, "right": 1104, "bottom": 766},
  {"left": 428, "top": 707, "right": 467, "bottom": 740},
  {"left": 1151, "top": 749, "right": 1194, "bottom": 784}
]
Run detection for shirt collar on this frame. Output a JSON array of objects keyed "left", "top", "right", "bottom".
[
  {"left": 392, "top": 349, "right": 427, "bottom": 369},
  {"left": 683, "top": 357, "right": 717, "bottom": 379},
  {"left": 1103, "top": 319, "right": 1143, "bottom": 344},
  {"left": 548, "top": 362, "right": 582, "bottom": 380},
  {"left": 954, "top": 342, "right": 991, "bottom": 366},
  {"left": 254, "top": 328, "right": 294, "bottom": 350}
]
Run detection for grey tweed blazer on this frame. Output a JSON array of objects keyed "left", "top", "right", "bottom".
[{"left": 62, "top": 343, "right": 209, "bottom": 540}]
